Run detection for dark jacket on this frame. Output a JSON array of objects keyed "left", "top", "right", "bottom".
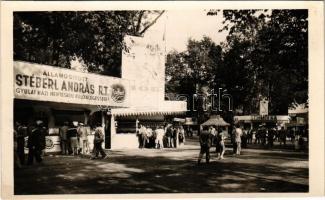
[
  {"left": 28, "top": 125, "right": 46, "bottom": 149},
  {"left": 67, "top": 128, "right": 78, "bottom": 138},
  {"left": 94, "top": 127, "right": 104, "bottom": 144},
  {"left": 199, "top": 130, "right": 212, "bottom": 147},
  {"left": 165, "top": 127, "right": 173, "bottom": 137}
]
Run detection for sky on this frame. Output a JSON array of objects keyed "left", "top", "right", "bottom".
[
  {"left": 163, "top": 10, "right": 228, "bottom": 53},
  {"left": 72, "top": 10, "right": 228, "bottom": 71}
]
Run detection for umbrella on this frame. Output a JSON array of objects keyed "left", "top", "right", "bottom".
[{"left": 201, "top": 115, "right": 230, "bottom": 127}]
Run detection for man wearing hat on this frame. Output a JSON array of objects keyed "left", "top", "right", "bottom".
[
  {"left": 78, "top": 122, "right": 89, "bottom": 155},
  {"left": 198, "top": 126, "right": 213, "bottom": 165},
  {"left": 27, "top": 120, "right": 45, "bottom": 165},
  {"left": 91, "top": 124, "right": 108, "bottom": 159},
  {"left": 67, "top": 121, "right": 79, "bottom": 156},
  {"left": 59, "top": 121, "right": 69, "bottom": 155}
]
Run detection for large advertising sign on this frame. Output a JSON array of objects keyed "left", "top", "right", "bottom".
[
  {"left": 121, "top": 35, "right": 165, "bottom": 107},
  {"left": 14, "top": 61, "right": 130, "bottom": 107}
]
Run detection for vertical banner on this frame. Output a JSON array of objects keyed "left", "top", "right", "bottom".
[{"left": 260, "top": 99, "right": 269, "bottom": 116}]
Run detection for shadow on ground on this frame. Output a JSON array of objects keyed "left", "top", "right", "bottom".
[{"left": 14, "top": 147, "right": 308, "bottom": 194}]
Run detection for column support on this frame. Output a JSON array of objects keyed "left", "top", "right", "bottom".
[{"left": 111, "top": 114, "right": 116, "bottom": 135}]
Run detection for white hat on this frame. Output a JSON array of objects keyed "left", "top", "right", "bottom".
[
  {"left": 36, "top": 120, "right": 43, "bottom": 125},
  {"left": 73, "top": 121, "right": 78, "bottom": 127}
]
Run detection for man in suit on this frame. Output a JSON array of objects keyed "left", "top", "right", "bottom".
[
  {"left": 198, "top": 126, "right": 213, "bottom": 165},
  {"left": 59, "top": 121, "right": 69, "bottom": 155},
  {"left": 27, "top": 120, "right": 46, "bottom": 165}
]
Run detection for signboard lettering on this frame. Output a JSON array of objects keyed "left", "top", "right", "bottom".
[{"left": 14, "top": 61, "right": 129, "bottom": 107}]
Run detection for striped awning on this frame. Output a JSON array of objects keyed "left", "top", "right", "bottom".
[
  {"left": 111, "top": 108, "right": 185, "bottom": 117},
  {"left": 111, "top": 100, "right": 187, "bottom": 117}
]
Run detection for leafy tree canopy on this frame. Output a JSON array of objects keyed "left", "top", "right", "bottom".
[
  {"left": 14, "top": 11, "right": 164, "bottom": 77},
  {"left": 217, "top": 9, "right": 308, "bottom": 114},
  {"left": 167, "top": 9, "right": 308, "bottom": 115}
]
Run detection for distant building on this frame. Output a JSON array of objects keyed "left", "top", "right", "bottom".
[
  {"left": 234, "top": 115, "right": 290, "bottom": 129},
  {"left": 287, "top": 104, "right": 308, "bottom": 129}
]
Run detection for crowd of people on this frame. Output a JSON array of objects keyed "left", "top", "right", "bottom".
[
  {"left": 197, "top": 123, "right": 308, "bottom": 165},
  {"left": 14, "top": 119, "right": 308, "bottom": 168},
  {"left": 14, "top": 120, "right": 47, "bottom": 168},
  {"left": 234, "top": 125, "right": 308, "bottom": 150},
  {"left": 14, "top": 120, "right": 108, "bottom": 168},
  {"left": 198, "top": 125, "right": 237, "bottom": 165},
  {"left": 59, "top": 121, "right": 108, "bottom": 159},
  {"left": 136, "top": 124, "right": 186, "bottom": 149}
]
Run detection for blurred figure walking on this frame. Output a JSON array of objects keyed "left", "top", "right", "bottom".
[
  {"left": 91, "top": 125, "right": 108, "bottom": 159},
  {"left": 198, "top": 127, "right": 213, "bottom": 165},
  {"left": 219, "top": 128, "right": 227, "bottom": 159},
  {"left": 235, "top": 124, "right": 243, "bottom": 155},
  {"left": 179, "top": 126, "right": 185, "bottom": 147}
]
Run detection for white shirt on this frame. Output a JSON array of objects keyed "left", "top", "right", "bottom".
[
  {"left": 156, "top": 129, "right": 165, "bottom": 140},
  {"left": 235, "top": 128, "right": 243, "bottom": 142}
]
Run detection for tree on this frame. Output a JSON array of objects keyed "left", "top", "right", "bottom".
[
  {"left": 14, "top": 11, "right": 165, "bottom": 77},
  {"left": 257, "top": 10, "right": 308, "bottom": 113},
  {"left": 166, "top": 37, "right": 223, "bottom": 123},
  {"left": 208, "top": 9, "right": 308, "bottom": 114},
  {"left": 166, "top": 37, "right": 221, "bottom": 94},
  {"left": 215, "top": 39, "right": 258, "bottom": 114}
]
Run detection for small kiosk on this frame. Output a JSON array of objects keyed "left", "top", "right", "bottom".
[{"left": 201, "top": 115, "right": 230, "bottom": 135}]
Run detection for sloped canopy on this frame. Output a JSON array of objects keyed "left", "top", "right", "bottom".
[{"left": 202, "top": 115, "right": 230, "bottom": 127}]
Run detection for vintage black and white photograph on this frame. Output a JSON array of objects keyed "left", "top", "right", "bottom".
[{"left": 2, "top": 2, "right": 323, "bottom": 197}]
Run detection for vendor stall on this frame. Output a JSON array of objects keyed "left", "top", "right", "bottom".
[{"left": 201, "top": 115, "right": 230, "bottom": 135}]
